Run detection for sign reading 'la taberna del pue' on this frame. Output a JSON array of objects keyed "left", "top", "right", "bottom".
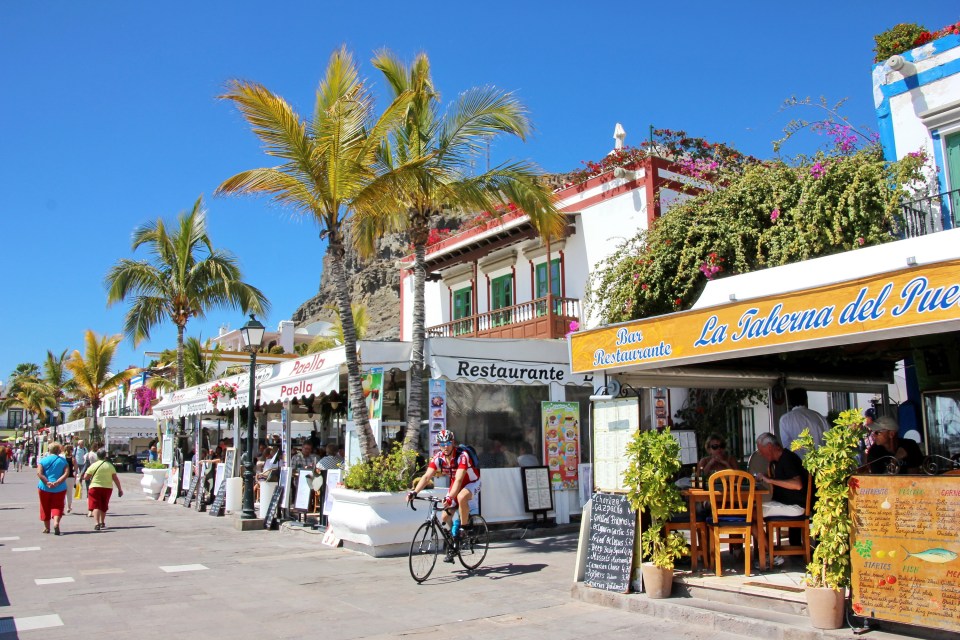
[{"left": 570, "top": 259, "right": 960, "bottom": 373}]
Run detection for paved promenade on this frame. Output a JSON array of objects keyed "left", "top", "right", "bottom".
[{"left": 0, "top": 467, "right": 746, "bottom": 640}]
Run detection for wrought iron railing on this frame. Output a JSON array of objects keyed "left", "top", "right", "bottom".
[{"left": 899, "top": 188, "right": 960, "bottom": 238}]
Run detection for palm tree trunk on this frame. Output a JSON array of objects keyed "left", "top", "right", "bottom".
[
  {"left": 403, "top": 229, "right": 426, "bottom": 453},
  {"left": 176, "top": 323, "right": 187, "bottom": 460},
  {"left": 328, "top": 237, "right": 379, "bottom": 460}
]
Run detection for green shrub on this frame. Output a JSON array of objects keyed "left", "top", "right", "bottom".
[
  {"left": 873, "top": 23, "right": 927, "bottom": 62},
  {"left": 143, "top": 461, "right": 167, "bottom": 469},
  {"left": 342, "top": 447, "right": 421, "bottom": 492}
]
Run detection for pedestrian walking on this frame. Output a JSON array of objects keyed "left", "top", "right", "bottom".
[
  {"left": 83, "top": 444, "right": 98, "bottom": 515},
  {"left": 15, "top": 446, "right": 25, "bottom": 472},
  {"left": 0, "top": 445, "right": 8, "bottom": 483},
  {"left": 62, "top": 445, "right": 78, "bottom": 513},
  {"left": 83, "top": 448, "right": 123, "bottom": 531},
  {"left": 37, "top": 442, "right": 69, "bottom": 535}
]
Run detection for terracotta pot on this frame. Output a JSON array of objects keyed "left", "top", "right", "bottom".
[
  {"left": 805, "top": 586, "right": 845, "bottom": 629},
  {"left": 641, "top": 562, "right": 674, "bottom": 599}
]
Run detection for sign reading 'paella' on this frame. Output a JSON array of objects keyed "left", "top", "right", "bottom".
[
  {"left": 570, "top": 260, "right": 960, "bottom": 373},
  {"left": 850, "top": 474, "right": 960, "bottom": 632}
]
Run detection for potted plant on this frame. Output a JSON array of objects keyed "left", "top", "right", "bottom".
[
  {"left": 624, "top": 427, "right": 689, "bottom": 598},
  {"left": 791, "top": 408, "right": 863, "bottom": 629},
  {"left": 327, "top": 447, "right": 437, "bottom": 557},
  {"left": 207, "top": 381, "right": 238, "bottom": 409},
  {"left": 140, "top": 460, "right": 168, "bottom": 497}
]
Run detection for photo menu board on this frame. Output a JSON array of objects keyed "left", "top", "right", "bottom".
[
  {"left": 592, "top": 398, "right": 640, "bottom": 493},
  {"left": 427, "top": 380, "right": 447, "bottom": 461},
  {"left": 850, "top": 474, "right": 960, "bottom": 632},
  {"left": 541, "top": 401, "right": 580, "bottom": 490}
]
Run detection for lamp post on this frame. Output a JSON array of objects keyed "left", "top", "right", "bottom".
[{"left": 240, "top": 314, "right": 265, "bottom": 520}]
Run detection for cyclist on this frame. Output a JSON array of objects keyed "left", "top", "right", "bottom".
[{"left": 407, "top": 429, "right": 481, "bottom": 562}]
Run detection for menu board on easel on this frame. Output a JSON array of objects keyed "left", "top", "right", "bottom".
[
  {"left": 850, "top": 474, "right": 960, "bottom": 632},
  {"left": 592, "top": 398, "right": 640, "bottom": 492},
  {"left": 583, "top": 492, "right": 637, "bottom": 593}
]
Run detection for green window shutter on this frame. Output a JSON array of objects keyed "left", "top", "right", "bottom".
[
  {"left": 535, "top": 259, "right": 561, "bottom": 298},
  {"left": 946, "top": 133, "right": 960, "bottom": 228},
  {"left": 453, "top": 287, "right": 472, "bottom": 320}
]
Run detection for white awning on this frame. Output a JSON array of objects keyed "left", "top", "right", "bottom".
[
  {"left": 103, "top": 416, "right": 158, "bottom": 444},
  {"left": 58, "top": 418, "right": 88, "bottom": 436},
  {"left": 151, "top": 371, "right": 263, "bottom": 420},
  {"left": 258, "top": 349, "right": 346, "bottom": 405},
  {"left": 266, "top": 420, "right": 317, "bottom": 438},
  {"left": 425, "top": 337, "right": 592, "bottom": 386}
]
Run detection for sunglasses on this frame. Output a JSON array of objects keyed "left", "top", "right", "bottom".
[
  {"left": 709, "top": 444, "right": 725, "bottom": 450},
  {"left": 438, "top": 441, "right": 454, "bottom": 446}
]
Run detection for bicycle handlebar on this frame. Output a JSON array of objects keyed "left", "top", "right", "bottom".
[{"left": 407, "top": 494, "right": 452, "bottom": 513}]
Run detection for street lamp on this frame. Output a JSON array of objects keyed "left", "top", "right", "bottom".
[{"left": 240, "top": 314, "right": 266, "bottom": 520}]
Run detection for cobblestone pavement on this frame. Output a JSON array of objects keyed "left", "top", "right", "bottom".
[{"left": 0, "top": 467, "right": 744, "bottom": 640}]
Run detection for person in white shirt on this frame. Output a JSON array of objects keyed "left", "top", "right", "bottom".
[{"left": 779, "top": 388, "right": 828, "bottom": 456}]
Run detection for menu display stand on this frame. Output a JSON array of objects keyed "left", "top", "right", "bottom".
[
  {"left": 582, "top": 492, "right": 637, "bottom": 593},
  {"left": 520, "top": 466, "right": 553, "bottom": 525}
]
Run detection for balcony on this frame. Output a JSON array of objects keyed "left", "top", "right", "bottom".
[
  {"left": 427, "top": 296, "right": 581, "bottom": 340},
  {"left": 900, "top": 188, "right": 960, "bottom": 238}
]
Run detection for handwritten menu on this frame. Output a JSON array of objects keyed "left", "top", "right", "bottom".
[
  {"left": 583, "top": 492, "right": 637, "bottom": 593},
  {"left": 592, "top": 398, "right": 640, "bottom": 493},
  {"left": 850, "top": 474, "right": 960, "bottom": 632},
  {"left": 542, "top": 401, "right": 580, "bottom": 490}
]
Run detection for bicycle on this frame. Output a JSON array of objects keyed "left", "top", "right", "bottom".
[{"left": 407, "top": 495, "right": 489, "bottom": 583}]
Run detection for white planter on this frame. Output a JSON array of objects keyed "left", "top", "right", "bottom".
[
  {"left": 328, "top": 487, "right": 442, "bottom": 557},
  {"left": 140, "top": 468, "right": 167, "bottom": 497}
]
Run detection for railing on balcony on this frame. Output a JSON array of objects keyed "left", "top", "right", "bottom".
[
  {"left": 427, "top": 296, "right": 581, "bottom": 340},
  {"left": 900, "top": 188, "right": 960, "bottom": 238}
]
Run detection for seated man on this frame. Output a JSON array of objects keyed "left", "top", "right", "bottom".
[
  {"left": 317, "top": 443, "right": 344, "bottom": 470},
  {"left": 755, "top": 432, "right": 809, "bottom": 566},
  {"left": 290, "top": 443, "right": 318, "bottom": 473},
  {"left": 867, "top": 416, "right": 922, "bottom": 474}
]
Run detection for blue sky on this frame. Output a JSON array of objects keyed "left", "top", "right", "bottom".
[{"left": 1, "top": 2, "right": 956, "bottom": 382}]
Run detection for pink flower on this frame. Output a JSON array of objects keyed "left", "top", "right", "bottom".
[
  {"left": 857, "top": 237, "right": 865, "bottom": 246},
  {"left": 810, "top": 162, "right": 826, "bottom": 179},
  {"left": 568, "top": 320, "right": 580, "bottom": 333},
  {"left": 770, "top": 208, "right": 780, "bottom": 221}
]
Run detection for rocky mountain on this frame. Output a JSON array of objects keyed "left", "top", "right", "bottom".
[{"left": 291, "top": 231, "right": 408, "bottom": 340}]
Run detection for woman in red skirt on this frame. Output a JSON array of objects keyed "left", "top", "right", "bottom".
[
  {"left": 83, "top": 448, "right": 123, "bottom": 531},
  {"left": 37, "top": 442, "right": 70, "bottom": 535}
]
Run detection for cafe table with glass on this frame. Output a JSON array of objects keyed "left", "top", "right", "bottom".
[{"left": 678, "top": 476, "right": 771, "bottom": 572}]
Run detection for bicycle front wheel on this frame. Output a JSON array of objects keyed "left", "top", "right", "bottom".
[
  {"left": 458, "top": 514, "right": 489, "bottom": 570},
  {"left": 409, "top": 521, "right": 439, "bottom": 583}
]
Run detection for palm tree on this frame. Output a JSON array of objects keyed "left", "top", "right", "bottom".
[
  {"left": 304, "top": 305, "right": 368, "bottom": 354},
  {"left": 148, "top": 337, "right": 224, "bottom": 392},
  {"left": 40, "top": 349, "right": 72, "bottom": 435},
  {"left": 215, "top": 47, "right": 410, "bottom": 461},
  {"left": 354, "top": 51, "right": 566, "bottom": 452},
  {"left": 0, "top": 364, "right": 52, "bottom": 437},
  {"left": 64, "top": 331, "right": 139, "bottom": 446},
  {"left": 105, "top": 195, "right": 269, "bottom": 395}
]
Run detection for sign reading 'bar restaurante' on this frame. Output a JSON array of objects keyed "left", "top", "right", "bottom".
[{"left": 570, "top": 259, "right": 960, "bottom": 374}]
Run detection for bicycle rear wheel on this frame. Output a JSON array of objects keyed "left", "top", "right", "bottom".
[
  {"left": 458, "top": 514, "right": 489, "bottom": 570},
  {"left": 409, "top": 521, "right": 439, "bottom": 583}
]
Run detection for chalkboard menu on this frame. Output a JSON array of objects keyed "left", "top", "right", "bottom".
[
  {"left": 264, "top": 483, "right": 284, "bottom": 530},
  {"left": 208, "top": 479, "right": 227, "bottom": 517},
  {"left": 521, "top": 466, "right": 553, "bottom": 512},
  {"left": 850, "top": 475, "right": 960, "bottom": 632},
  {"left": 583, "top": 492, "right": 637, "bottom": 593},
  {"left": 184, "top": 471, "right": 202, "bottom": 509}
]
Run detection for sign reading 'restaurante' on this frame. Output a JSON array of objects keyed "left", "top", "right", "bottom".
[{"left": 569, "top": 259, "right": 960, "bottom": 374}]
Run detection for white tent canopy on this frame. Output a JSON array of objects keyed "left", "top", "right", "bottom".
[
  {"left": 152, "top": 371, "right": 262, "bottom": 420},
  {"left": 258, "top": 350, "right": 346, "bottom": 405},
  {"left": 266, "top": 420, "right": 317, "bottom": 438},
  {"left": 58, "top": 418, "right": 88, "bottom": 436},
  {"left": 103, "top": 416, "right": 157, "bottom": 444}
]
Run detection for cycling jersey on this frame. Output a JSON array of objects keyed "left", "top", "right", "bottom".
[{"left": 429, "top": 448, "right": 480, "bottom": 485}]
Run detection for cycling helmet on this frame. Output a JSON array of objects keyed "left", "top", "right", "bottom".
[{"left": 435, "top": 429, "right": 455, "bottom": 444}]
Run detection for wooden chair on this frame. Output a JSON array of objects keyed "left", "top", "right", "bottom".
[
  {"left": 706, "top": 470, "right": 755, "bottom": 577},
  {"left": 664, "top": 509, "right": 710, "bottom": 569},
  {"left": 765, "top": 477, "right": 813, "bottom": 567}
]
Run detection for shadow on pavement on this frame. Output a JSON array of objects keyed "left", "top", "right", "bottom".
[
  {"left": 98, "top": 525, "right": 155, "bottom": 531},
  {"left": 428, "top": 562, "right": 548, "bottom": 584},
  {"left": 0, "top": 568, "right": 9, "bottom": 607},
  {"left": 0, "top": 616, "right": 20, "bottom": 638}
]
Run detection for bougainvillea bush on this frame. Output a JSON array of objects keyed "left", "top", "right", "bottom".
[
  {"left": 587, "top": 145, "right": 929, "bottom": 324},
  {"left": 873, "top": 21, "right": 960, "bottom": 63}
]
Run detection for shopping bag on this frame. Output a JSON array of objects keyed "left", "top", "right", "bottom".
[{"left": 74, "top": 482, "right": 82, "bottom": 499}]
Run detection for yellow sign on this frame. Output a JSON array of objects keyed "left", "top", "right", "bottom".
[
  {"left": 850, "top": 474, "right": 960, "bottom": 632},
  {"left": 570, "top": 260, "right": 960, "bottom": 373}
]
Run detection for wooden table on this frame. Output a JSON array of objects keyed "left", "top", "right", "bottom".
[{"left": 680, "top": 485, "right": 770, "bottom": 571}]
